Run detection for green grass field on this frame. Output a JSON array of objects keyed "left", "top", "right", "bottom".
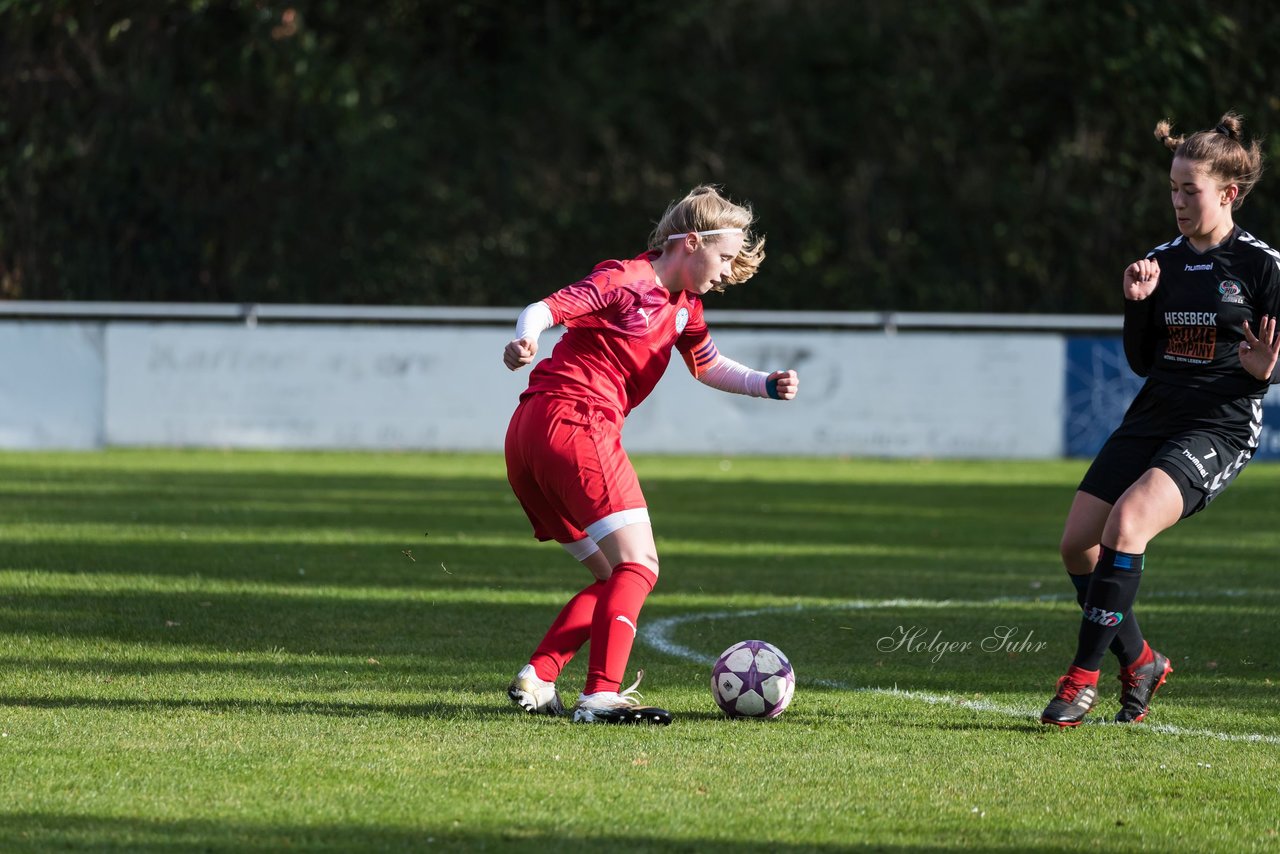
[{"left": 2, "top": 449, "right": 1279, "bottom": 852}]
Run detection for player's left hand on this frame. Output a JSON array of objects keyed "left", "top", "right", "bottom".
[
  {"left": 1240, "top": 315, "right": 1280, "bottom": 381},
  {"left": 768, "top": 369, "right": 799, "bottom": 400}
]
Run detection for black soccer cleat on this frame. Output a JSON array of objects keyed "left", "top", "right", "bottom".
[
  {"left": 1115, "top": 649, "right": 1172, "bottom": 724},
  {"left": 570, "top": 670, "right": 673, "bottom": 725},
  {"left": 572, "top": 703, "right": 674, "bottom": 726},
  {"left": 1040, "top": 669, "right": 1099, "bottom": 727}
]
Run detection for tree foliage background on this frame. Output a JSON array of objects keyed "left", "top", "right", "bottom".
[{"left": 3, "top": 0, "right": 1280, "bottom": 312}]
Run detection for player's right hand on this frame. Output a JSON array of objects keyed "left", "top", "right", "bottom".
[
  {"left": 1123, "top": 258, "right": 1160, "bottom": 301},
  {"left": 504, "top": 337, "right": 537, "bottom": 371}
]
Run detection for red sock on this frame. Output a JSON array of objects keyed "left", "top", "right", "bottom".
[
  {"left": 1123, "top": 641, "right": 1154, "bottom": 672},
  {"left": 528, "top": 581, "right": 605, "bottom": 682},
  {"left": 1066, "top": 664, "right": 1100, "bottom": 685},
  {"left": 584, "top": 562, "right": 657, "bottom": 694}
]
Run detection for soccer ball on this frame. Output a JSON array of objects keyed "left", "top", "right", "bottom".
[{"left": 711, "top": 640, "right": 795, "bottom": 718}]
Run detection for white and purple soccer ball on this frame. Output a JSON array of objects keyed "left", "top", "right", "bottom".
[{"left": 711, "top": 640, "right": 795, "bottom": 718}]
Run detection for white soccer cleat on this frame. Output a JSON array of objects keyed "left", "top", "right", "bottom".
[
  {"left": 571, "top": 670, "right": 673, "bottom": 725},
  {"left": 507, "top": 664, "right": 565, "bottom": 716}
]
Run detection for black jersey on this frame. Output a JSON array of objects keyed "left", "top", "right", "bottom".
[{"left": 1124, "top": 226, "right": 1280, "bottom": 399}]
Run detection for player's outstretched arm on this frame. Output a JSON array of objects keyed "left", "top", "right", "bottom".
[
  {"left": 685, "top": 345, "right": 798, "bottom": 401},
  {"left": 1240, "top": 314, "right": 1280, "bottom": 381}
]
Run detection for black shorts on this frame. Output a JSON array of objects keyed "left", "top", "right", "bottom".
[{"left": 1079, "top": 381, "right": 1263, "bottom": 518}]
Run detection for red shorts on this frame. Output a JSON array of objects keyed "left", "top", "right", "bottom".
[{"left": 504, "top": 394, "right": 646, "bottom": 543}]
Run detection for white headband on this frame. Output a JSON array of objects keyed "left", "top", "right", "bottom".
[{"left": 665, "top": 228, "right": 743, "bottom": 241}]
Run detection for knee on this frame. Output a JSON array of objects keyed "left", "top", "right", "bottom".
[
  {"left": 622, "top": 558, "right": 660, "bottom": 591},
  {"left": 1059, "top": 534, "right": 1096, "bottom": 575},
  {"left": 602, "top": 550, "right": 659, "bottom": 581},
  {"left": 1057, "top": 535, "right": 1078, "bottom": 564},
  {"left": 595, "top": 523, "right": 659, "bottom": 580},
  {"left": 1104, "top": 503, "right": 1152, "bottom": 552},
  {"left": 630, "top": 554, "right": 660, "bottom": 580},
  {"left": 612, "top": 538, "right": 658, "bottom": 578}
]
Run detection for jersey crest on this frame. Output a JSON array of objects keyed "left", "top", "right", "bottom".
[{"left": 675, "top": 307, "right": 689, "bottom": 334}]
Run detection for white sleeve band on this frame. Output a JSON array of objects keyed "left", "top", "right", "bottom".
[
  {"left": 515, "top": 301, "right": 554, "bottom": 341},
  {"left": 696, "top": 355, "right": 769, "bottom": 397}
]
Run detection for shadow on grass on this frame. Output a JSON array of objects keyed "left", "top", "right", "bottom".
[
  {"left": 0, "top": 693, "right": 506, "bottom": 719},
  {"left": 0, "top": 811, "right": 1093, "bottom": 853}
]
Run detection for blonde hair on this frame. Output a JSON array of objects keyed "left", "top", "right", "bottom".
[
  {"left": 1155, "top": 111, "right": 1265, "bottom": 209},
  {"left": 647, "top": 185, "right": 766, "bottom": 290}
]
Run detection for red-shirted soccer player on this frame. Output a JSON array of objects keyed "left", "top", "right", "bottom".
[{"left": 503, "top": 185, "right": 799, "bottom": 725}]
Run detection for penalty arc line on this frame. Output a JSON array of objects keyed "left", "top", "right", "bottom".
[{"left": 638, "top": 592, "right": 1280, "bottom": 746}]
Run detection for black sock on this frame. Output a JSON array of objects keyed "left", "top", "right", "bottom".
[
  {"left": 1071, "top": 546, "right": 1144, "bottom": 671},
  {"left": 1069, "top": 572, "right": 1090, "bottom": 607},
  {"left": 1069, "top": 570, "right": 1146, "bottom": 666},
  {"left": 1110, "top": 606, "right": 1146, "bottom": 668}
]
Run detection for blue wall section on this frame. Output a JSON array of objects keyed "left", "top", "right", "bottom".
[
  {"left": 1063, "top": 337, "right": 1143, "bottom": 458},
  {"left": 1065, "top": 336, "right": 1280, "bottom": 459}
]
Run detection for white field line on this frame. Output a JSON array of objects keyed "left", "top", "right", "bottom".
[{"left": 640, "top": 592, "right": 1280, "bottom": 745}]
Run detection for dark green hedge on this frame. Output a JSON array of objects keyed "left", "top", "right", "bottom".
[{"left": 3, "top": 1, "right": 1279, "bottom": 312}]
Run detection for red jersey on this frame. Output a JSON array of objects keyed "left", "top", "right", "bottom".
[{"left": 521, "top": 252, "right": 714, "bottom": 416}]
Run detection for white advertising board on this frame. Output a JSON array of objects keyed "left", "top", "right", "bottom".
[
  {"left": 105, "top": 323, "right": 536, "bottom": 450},
  {"left": 101, "top": 323, "right": 1063, "bottom": 457},
  {"left": 0, "top": 322, "right": 104, "bottom": 449},
  {"left": 630, "top": 330, "right": 1063, "bottom": 458}
]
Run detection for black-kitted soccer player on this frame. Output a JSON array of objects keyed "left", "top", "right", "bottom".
[{"left": 1042, "top": 112, "right": 1280, "bottom": 727}]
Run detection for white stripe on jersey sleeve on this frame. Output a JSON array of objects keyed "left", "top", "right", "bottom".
[
  {"left": 1146, "top": 235, "right": 1184, "bottom": 258},
  {"left": 1238, "top": 230, "right": 1280, "bottom": 266}
]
